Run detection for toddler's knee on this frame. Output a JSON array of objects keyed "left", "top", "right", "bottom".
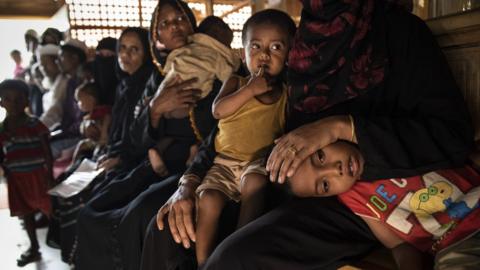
[
  {"left": 198, "top": 190, "right": 225, "bottom": 212},
  {"left": 240, "top": 173, "right": 267, "bottom": 195}
]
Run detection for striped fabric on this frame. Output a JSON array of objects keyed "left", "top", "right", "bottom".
[{"left": 0, "top": 117, "right": 50, "bottom": 173}]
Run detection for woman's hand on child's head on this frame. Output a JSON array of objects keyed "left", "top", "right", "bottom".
[
  {"left": 267, "top": 116, "right": 347, "bottom": 183},
  {"left": 247, "top": 66, "right": 272, "bottom": 96}
]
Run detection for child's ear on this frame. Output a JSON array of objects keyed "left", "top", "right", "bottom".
[{"left": 240, "top": 48, "right": 245, "bottom": 63}]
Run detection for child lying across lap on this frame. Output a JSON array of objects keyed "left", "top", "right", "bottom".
[{"left": 284, "top": 140, "right": 480, "bottom": 270}]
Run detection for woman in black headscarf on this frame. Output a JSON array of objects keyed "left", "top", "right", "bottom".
[
  {"left": 75, "top": 1, "right": 222, "bottom": 269},
  {"left": 51, "top": 27, "right": 153, "bottom": 263},
  {"left": 140, "top": 0, "right": 473, "bottom": 269}
]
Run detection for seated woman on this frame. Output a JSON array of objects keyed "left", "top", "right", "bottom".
[
  {"left": 139, "top": 1, "right": 474, "bottom": 269},
  {"left": 51, "top": 27, "right": 153, "bottom": 263},
  {"left": 74, "top": 1, "right": 233, "bottom": 270}
]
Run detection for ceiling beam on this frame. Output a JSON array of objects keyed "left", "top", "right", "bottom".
[{"left": 0, "top": 0, "right": 65, "bottom": 17}]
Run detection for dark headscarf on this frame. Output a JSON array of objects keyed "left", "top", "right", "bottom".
[
  {"left": 149, "top": 0, "right": 197, "bottom": 75},
  {"left": 93, "top": 37, "right": 119, "bottom": 105},
  {"left": 288, "top": 0, "right": 389, "bottom": 114},
  {"left": 96, "top": 37, "right": 117, "bottom": 52}
]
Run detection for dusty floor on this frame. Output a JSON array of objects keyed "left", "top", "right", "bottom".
[{"left": 0, "top": 179, "right": 70, "bottom": 270}]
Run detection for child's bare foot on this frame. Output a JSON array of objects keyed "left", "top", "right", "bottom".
[{"left": 148, "top": 149, "right": 169, "bottom": 176}]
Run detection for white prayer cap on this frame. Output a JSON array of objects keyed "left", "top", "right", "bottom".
[{"left": 36, "top": 44, "right": 60, "bottom": 58}]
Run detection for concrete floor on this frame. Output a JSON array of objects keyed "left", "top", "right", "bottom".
[{"left": 0, "top": 180, "right": 70, "bottom": 270}]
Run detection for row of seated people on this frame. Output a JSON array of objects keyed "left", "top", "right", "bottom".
[{"left": 1, "top": 0, "right": 480, "bottom": 269}]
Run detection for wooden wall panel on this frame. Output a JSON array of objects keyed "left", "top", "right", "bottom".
[{"left": 427, "top": 9, "right": 480, "bottom": 141}]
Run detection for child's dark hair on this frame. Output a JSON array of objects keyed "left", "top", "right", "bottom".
[
  {"left": 75, "top": 82, "right": 98, "bottom": 101},
  {"left": 241, "top": 9, "right": 296, "bottom": 46},
  {"left": 10, "top": 50, "right": 21, "bottom": 57},
  {"left": 0, "top": 79, "right": 29, "bottom": 98},
  {"left": 198, "top": 16, "right": 233, "bottom": 46}
]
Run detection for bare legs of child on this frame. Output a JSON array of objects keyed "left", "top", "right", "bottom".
[
  {"left": 237, "top": 173, "right": 267, "bottom": 228},
  {"left": 18, "top": 212, "right": 41, "bottom": 266},
  {"left": 196, "top": 189, "right": 228, "bottom": 267},
  {"left": 195, "top": 173, "right": 267, "bottom": 268}
]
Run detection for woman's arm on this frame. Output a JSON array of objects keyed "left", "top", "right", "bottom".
[
  {"left": 148, "top": 76, "right": 201, "bottom": 128},
  {"left": 212, "top": 68, "right": 270, "bottom": 119},
  {"left": 98, "top": 114, "right": 111, "bottom": 145},
  {"left": 156, "top": 127, "right": 218, "bottom": 249},
  {"left": 361, "top": 217, "right": 423, "bottom": 270},
  {"left": 183, "top": 127, "right": 218, "bottom": 179}
]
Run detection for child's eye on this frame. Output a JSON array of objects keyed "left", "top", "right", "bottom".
[
  {"left": 159, "top": 21, "right": 168, "bottom": 28},
  {"left": 250, "top": 43, "right": 260, "bottom": 50},
  {"left": 177, "top": 15, "right": 185, "bottom": 22},
  {"left": 322, "top": 179, "right": 329, "bottom": 193},
  {"left": 271, "top": 43, "right": 283, "bottom": 51},
  {"left": 316, "top": 150, "right": 325, "bottom": 164}
]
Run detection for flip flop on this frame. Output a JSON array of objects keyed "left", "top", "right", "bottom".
[{"left": 17, "top": 249, "right": 41, "bottom": 267}]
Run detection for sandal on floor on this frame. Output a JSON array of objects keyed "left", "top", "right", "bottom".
[{"left": 17, "top": 249, "right": 41, "bottom": 267}]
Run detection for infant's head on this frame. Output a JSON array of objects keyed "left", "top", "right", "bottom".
[
  {"left": 198, "top": 16, "right": 233, "bottom": 48},
  {"left": 285, "top": 141, "right": 365, "bottom": 197},
  {"left": 75, "top": 82, "right": 98, "bottom": 113}
]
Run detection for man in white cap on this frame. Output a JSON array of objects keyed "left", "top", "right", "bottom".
[
  {"left": 48, "top": 39, "right": 87, "bottom": 159},
  {"left": 37, "top": 44, "right": 69, "bottom": 131}
]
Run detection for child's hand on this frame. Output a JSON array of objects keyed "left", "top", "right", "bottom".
[
  {"left": 247, "top": 66, "right": 272, "bottom": 96},
  {"left": 84, "top": 121, "right": 100, "bottom": 141}
]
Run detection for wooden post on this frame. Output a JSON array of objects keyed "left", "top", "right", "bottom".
[
  {"left": 206, "top": 0, "right": 214, "bottom": 16},
  {"left": 251, "top": 0, "right": 265, "bottom": 13},
  {"left": 138, "top": 0, "right": 143, "bottom": 27}
]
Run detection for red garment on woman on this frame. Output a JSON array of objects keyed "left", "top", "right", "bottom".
[
  {"left": 89, "top": 105, "right": 112, "bottom": 120},
  {"left": 0, "top": 117, "right": 51, "bottom": 217}
]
